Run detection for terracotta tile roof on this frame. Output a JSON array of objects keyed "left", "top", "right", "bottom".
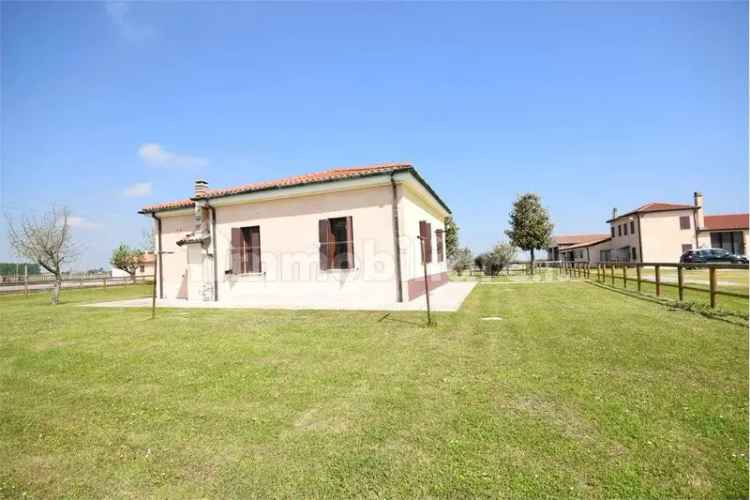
[
  {"left": 139, "top": 162, "right": 437, "bottom": 213},
  {"left": 560, "top": 236, "right": 611, "bottom": 251},
  {"left": 139, "top": 252, "right": 156, "bottom": 264},
  {"left": 609, "top": 201, "right": 694, "bottom": 221},
  {"left": 551, "top": 234, "right": 610, "bottom": 246},
  {"left": 703, "top": 213, "right": 750, "bottom": 231}
]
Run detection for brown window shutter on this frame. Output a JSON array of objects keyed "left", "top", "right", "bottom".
[
  {"left": 425, "top": 222, "right": 432, "bottom": 263},
  {"left": 250, "top": 226, "right": 261, "bottom": 273},
  {"left": 345, "top": 216, "right": 354, "bottom": 269},
  {"left": 319, "top": 219, "right": 331, "bottom": 271},
  {"left": 231, "top": 228, "right": 242, "bottom": 274},
  {"left": 419, "top": 221, "right": 427, "bottom": 264}
]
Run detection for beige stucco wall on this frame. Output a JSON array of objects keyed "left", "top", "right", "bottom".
[
  {"left": 398, "top": 185, "right": 448, "bottom": 285},
  {"left": 639, "top": 209, "right": 696, "bottom": 262},
  {"left": 155, "top": 214, "right": 192, "bottom": 299},
  {"left": 211, "top": 184, "right": 400, "bottom": 305},
  {"left": 608, "top": 216, "right": 641, "bottom": 261},
  {"left": 152, "top": 176, "right": 449, "bottom": 305}
]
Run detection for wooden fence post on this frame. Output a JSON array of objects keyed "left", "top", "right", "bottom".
[
  {"left": 709, "top": 267, "right": 717, "bottom": 308},
  {"left": 610, "top": 265, "right": 615, "bottom": 287},
  {"left": 623, "top": 265, "right": 627, "bottom": 289},
  {"left": 655, "top": 265, "right": 661, "bottom": 296},
  {"left": 677, "top": 265, "right": 684, "bottom": 301},
  {"left": 636, "top": 265, "right": 642, "bottom": 292}
]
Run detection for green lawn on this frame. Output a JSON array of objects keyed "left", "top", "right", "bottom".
[{"left": 1, "top": 283, "right": 747, "bottom": 498}]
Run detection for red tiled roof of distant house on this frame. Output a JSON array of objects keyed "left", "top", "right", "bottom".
[
  {"left": 703, "top": 213, "right": 750, "bottom": 231},
  {"left": 562, "top": 236, "right": 612, "bottom": 250},
  {"left": 552, "top": 234, "right": 610, "bottom": 246},
  {"left": 139, "top": 162, "right": 429, "bottom": 213},
  {"left": 608, "top": 202, "right": 695, "bottom": 221}
]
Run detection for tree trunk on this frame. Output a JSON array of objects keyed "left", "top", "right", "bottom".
[
  {"left": 51, "top": 274, "right": 62, "bottom": 304},
  {"left": 530, "top": 248, "right": 535, "bottom": 275},
  {"left": 131, "top": 271, "right": 137, "bottom": 284}
]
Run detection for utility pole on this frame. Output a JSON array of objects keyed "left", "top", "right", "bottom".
[{"left": 418, "top": 235, "right": 433, "bottom": 326}]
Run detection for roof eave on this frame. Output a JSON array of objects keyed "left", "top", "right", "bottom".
[{"left": 139, "top": 166, "right": 451, "bottom": 216}]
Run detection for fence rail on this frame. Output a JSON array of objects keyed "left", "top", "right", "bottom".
[
  {"left": 559, "top": 261, "right": 749, "bottom": 308},
  {"left": 0, "top": 275, "right": 151, "bottom": 295}
]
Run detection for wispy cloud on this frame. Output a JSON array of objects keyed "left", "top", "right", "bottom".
[
  {"left": 123, "top": 182, "right": 153, "bottom": 197},
  {"left": 64, "top": 216, "right": 99, "bottom": 229},
  {"left": 105, "top": 2, "right": 154, "bottom": 43},
  {"left": 138, "top": 143, "right": 209, "bottom": 169}
]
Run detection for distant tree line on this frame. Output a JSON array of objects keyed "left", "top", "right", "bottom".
[{"left": 0, "top": 262, "right": 41, "bottom": 276}]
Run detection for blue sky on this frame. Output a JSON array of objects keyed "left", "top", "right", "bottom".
[{"left": 1, "top": 1, "right": 747, "bottom": 269}]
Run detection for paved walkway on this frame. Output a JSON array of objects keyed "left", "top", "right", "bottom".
[{"left": 83, "top": 282, "right": 477, "bottom": 312}]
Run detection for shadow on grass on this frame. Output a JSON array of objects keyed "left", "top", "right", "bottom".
[
  {"left": 588, "top": 281, "right": 749, "bottom": 327},
  {"left": 377, "top": 312, "right": 428, "bottom": 327}
]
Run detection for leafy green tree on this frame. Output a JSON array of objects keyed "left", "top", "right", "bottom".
[
  {"left": 451, "top": 247, "right": 473, "bottom": 276},
  {"left": 484, "top": 243, "right": 517, "bottom": 276},
  {"left": 474, "top": 253, "right": 487, "bottom": 272},
  {"left": 111, "top": 244, "right": 144, "bottom": 283},
  {"left": 443, "top": 216, "right": 459, "bottom": 260},
  {"left": 505, "top": 193, "right": 553, "bottom": 274}
]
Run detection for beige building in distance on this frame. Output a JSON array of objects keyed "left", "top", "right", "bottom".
[
  {"left": 139, "top": 163, "right": 451, "bottom": 306},
  {"left": 552, "top": 192, "right": 748, "bottom": 264}
]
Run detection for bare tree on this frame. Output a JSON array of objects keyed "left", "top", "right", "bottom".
[
  {"left": 8, "top": 206, "right": 80, "bottom": 304},
  {"left": 141, "top": 226, "right": 155, "bottom": 253}
]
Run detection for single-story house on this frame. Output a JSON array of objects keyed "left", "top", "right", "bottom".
[
  {"left": 547, "top": 234, "right": 609, "bottom": 261},
  {"left": 139, "top": 163, "right": 451, "bottom": 305}
]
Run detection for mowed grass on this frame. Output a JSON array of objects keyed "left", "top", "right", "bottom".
[{"left": 1, "top": 283, "right": 747, "bottom": 498}]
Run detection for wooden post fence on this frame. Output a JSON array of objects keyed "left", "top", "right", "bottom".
[
  {"left": 610, "top": 265, "right": 615, "bottom": 287},
  {"left": 677, "top": 265, "right": 684, "bottom": 301},
  {"left": 636, "top": 265, "right": 642, "bottom": 292},
  {"left": 655, "top": 265, "right": 661, "bottom": 297},
  {"left": 623, "top": 265, "right": 627, "bottom": 289},
  {"left": 709, "top": 267, "right": 717, "bottom": 308}
]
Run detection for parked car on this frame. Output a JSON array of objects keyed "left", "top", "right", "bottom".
[{"left": 680, "top": 248, "right": 749, "bottom": 265}]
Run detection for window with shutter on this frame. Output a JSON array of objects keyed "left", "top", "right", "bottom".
[
  {"left": 419, "top": 221, "right": 433, "bottom": 264},
  {"left": 230, "top": 228, "right": 243, "bottom": 274},
  {"left": 230, "top": 226, "right": 261, "bottom": 274},
  {"left": 319, "top": 217, "right": 354, "bottom": 270},
  {"left": 679, "top": 216, "right": 691, "bottom": 230},
  {"left": 436, "top": 229, "right": 444, "bottom": 262}
]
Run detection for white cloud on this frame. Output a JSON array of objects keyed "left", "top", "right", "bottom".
[
  {"left": 105, "top": 2, "right": 154, "bottom": 43},
  {"left": 64, "top": 216, "right": 99, "bottom": 230},
  {"left": 138, "top": 143, "right": 209, "bottom": 169},
  {"left": 123, "top": 182, "right": 153, "bottom": 197}
]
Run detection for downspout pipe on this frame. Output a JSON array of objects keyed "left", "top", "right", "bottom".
[
  {"left": 390, "top": 172, "right": 404, "bottom": 302},
  {"left": 206, "top": 202, "right": 219, "bottom": 302},
  {"left": 150, "top": 213, "right": 164, "bottom": 299}
]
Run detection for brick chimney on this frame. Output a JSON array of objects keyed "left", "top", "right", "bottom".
[
  {"left": 194, "top": 179, "right": 208, "bottom": 198},
  {"left": 612, "top": 207, "right": 618, "bottom": 220},
  {"left": 694, "top": 192, "right": 704, "bottom": 229}
]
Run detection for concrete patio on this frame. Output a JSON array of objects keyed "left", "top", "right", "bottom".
[{"left": 83, "top": 281, "right": 477, "bottom": 312}]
